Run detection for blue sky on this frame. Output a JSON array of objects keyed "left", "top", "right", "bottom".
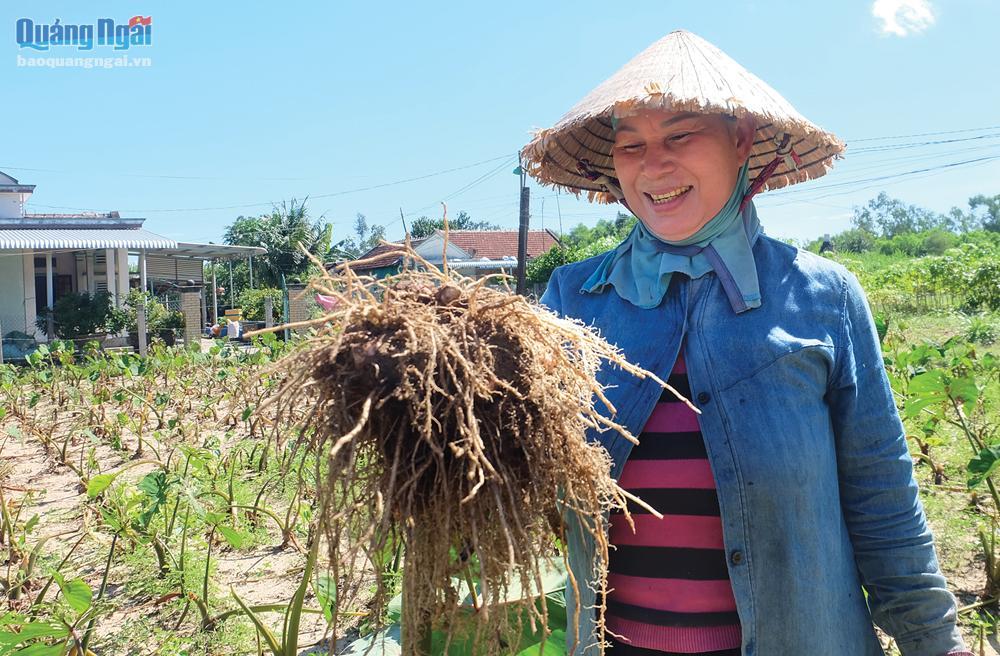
[{"left": 4, "top": 0, "right": 998, "bottom": 245}]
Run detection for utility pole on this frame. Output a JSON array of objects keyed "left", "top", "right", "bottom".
[
  {"left": 399, "top": 207, "right": 409, "bottom": 237},
  {"left": 515, "top": 154, "right": 530, "bottom": 295}
]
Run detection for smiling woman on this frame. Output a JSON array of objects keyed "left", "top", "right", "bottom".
[
  {"left": 522, "top": 29, "right": 972, "bottom": 656},
  {"left": 611, "top": 111, "right": 755, "bottom": 242}
]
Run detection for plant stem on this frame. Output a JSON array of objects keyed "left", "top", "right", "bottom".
[{"left": 82, "top": 532, "right": 118, "bottom": 650}]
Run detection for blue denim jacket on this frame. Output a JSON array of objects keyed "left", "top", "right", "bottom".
[{"left": 540, "top": 230, "right": 963, "bottom": 656}]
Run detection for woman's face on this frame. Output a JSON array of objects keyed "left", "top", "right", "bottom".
[{"left": 611, "top": 109, "right": 756, "bottom": 241}]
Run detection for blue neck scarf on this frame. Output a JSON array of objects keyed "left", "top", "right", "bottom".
[{"left": 581, "top": 162, "right": 762, "bottom": 312}]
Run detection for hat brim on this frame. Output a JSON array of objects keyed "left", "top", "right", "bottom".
[{"left": 520, "top": 31, "right": 845, "bottom": 203}]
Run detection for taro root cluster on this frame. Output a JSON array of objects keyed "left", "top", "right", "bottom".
[{"left": 272, "top": 247, "right": 669, "bottom": 655}]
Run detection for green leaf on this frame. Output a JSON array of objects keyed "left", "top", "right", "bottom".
[
  {"left": 241, "top": 406, "right": 254, "bottom": 422},
  {"left": 217, "top": 525, "right": 246, "bottom": 549},
  {"left": 873, "top": 314, "right": 888, "bottom": 345},
  {"left": 0, "top": 621, "right": 66, "bottom": 646},
  {"left": 10, "top": 643, "right": 65, "bottom": 656},
  {"left": 86, "top": 473, "right": 117, "bottom": 498},
  {"left": 228, "top": 586, "right": 283, "bottom": 655},
  {"left": 514, "top": 630, "right": 567, "bottom": 656},
  {"left": 315, "top": 574, "right": 337, "bottom": 623},
  {"left": 342, "top": 624, "right": 402, "bottom": 656},
  {"left": 23, "top": 515, "right": 39, "bottom": 534},
  {"left": 968, "top": 444, "right": 1000, "bottom": 488},
  {"left": 58, "top": 578, "right": 93, "bottom": 614},
  {"left": 947, "top": 376, "right": 980, "bottom": 415}
]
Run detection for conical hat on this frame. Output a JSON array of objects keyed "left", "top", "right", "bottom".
[{"left": 521, "top": 30, "right": 845, "bottom": 203}]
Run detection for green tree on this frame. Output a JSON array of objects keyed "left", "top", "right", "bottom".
[
  {"left": 223, "top": 198, "right": 331, "bottom": 288},
  {"left": 408, "top": 211, "right": 500, "bottom": 238},
  {"left": 562, "top": 212, "right": 636, "bottom": 248},
  {"left": 851, "top": 192, "right": 952, "bottom": 238},
  {"left": 969, "top": 194, "right": 1000, "bottom": 232},
  {"left": 329, "top": 213, "right": 387, "bottom": 260}
]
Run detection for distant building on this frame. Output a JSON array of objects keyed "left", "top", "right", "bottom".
[
  {"left": 340, "top": 229, "right": 561, "bottom": 279},
  {"left": 0, "top": 170, "right": 262, "bottom": 350}
]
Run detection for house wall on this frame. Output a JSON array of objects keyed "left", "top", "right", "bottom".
[
  {"left": 21, "top": 251, "right": 36, "bottom": 337},
  {"left": 0, "top": 250, "right": 27, "bottom": 335},
  {"left": 0, "top": 194, "right": 22, "bottom": 219}
]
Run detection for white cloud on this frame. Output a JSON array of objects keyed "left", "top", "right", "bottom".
[{"left": 872, "top": 0, "right": 936, "bottom": 36}]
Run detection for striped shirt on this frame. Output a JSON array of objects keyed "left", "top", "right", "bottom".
[{"left": 605, "top": 352, "right": 742, "bottom": 655}]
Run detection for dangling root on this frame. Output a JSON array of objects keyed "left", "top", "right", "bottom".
[{"left": 268, "top": 242, "right": 684, "bottom": 656}]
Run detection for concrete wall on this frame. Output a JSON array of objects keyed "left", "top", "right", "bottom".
[
  {"left": 0, "top": 249, "right": 27, "bottom": 335},
  {"left": 0, "top": 193, "right": 22, "bottom": 219}
]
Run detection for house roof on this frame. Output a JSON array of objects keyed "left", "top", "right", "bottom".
[
  {"left": 431, "top": 230, "right": 560, "bottom": 260},
  {"left": 0, "top": 228, "right": 176, "bottom": 250},
  {"left": 344, "top": 230, "right": 560, "bottom": 272},
  {"left": 145, "top": 242, "right": 267, "bottom": 261},
  {"left": 347, "top": 239, "right": 428, "bottom": 271}
]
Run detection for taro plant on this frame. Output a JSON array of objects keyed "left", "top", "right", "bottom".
[{"left": 888, "top": 337, "right": 1000, "bottom": 596}]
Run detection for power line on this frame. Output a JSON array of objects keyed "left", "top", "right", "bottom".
[
  {"left": 21, "top": 153, "right": 516, "bottom": 214},
  {"left": 846, "top": 124, "right": 1000, "bottom": 143}
]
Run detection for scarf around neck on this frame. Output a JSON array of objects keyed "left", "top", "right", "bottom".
[{"left": 581, "top": 162, "right": 762, "bottom": 312}]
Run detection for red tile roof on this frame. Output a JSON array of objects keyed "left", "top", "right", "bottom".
[
  {"left": 341, "top": 230, "right": 561, "bottom": 272},
  {"left": 438, "top": 230, "right": 559, "bottom": 260}
]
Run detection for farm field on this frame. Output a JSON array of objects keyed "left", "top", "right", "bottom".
[{"left": 1, "top": 253, "right": 999, "bottom": 655}]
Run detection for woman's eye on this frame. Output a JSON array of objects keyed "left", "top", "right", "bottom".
[
  {"left": 669, "top": 132, "right": 692, "bottom": 142},
  {"left": 618, "top": 144, "right": 643, "bottom": 153}
]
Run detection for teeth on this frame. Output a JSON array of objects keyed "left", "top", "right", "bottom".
[{"left": 649, "top": 186, "right": 691, "bottom": 203}]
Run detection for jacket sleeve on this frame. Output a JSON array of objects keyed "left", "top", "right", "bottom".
[
  {"left": 539, "top": 266, "right": 565, "bottom": 316},
  {"left": 827, "top": 271, "right": 965, "bottom": 656}
]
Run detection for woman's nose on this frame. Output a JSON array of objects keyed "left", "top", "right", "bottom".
[{"left": 641, "top": 142, "right": 676, "bottom": 175}]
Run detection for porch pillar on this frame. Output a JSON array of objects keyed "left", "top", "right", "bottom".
[
  {"left": 139, "top": 248, "right": 148, "bottom": 293},
  {"left": 105, "top": 248, "right": 117, "bottom": 306},
  {"left": 248, "top": 256, "right": 254, "bottom": 289},
  {"left": 85, "top": 251, "right": 95, "bottom": 293},
  {"left": 45, "top": 252, "right": 54, "bottom": 339},
  {"left": 211, "top": 260, "right": 218, "bottom": 325},
  {"left": 45, "top": 252, "right": 53, "bottom": 309}
]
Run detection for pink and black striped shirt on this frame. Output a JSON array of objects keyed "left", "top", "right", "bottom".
[{"left": 606, "top": 352, "right": 742, "bottom": 655}]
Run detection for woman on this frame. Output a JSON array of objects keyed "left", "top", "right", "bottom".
[{"left": 522, "top": 31, "right": 969, "bottom": 656}]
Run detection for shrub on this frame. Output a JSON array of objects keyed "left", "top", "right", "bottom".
[
  {"left": 35, "top": 292, "right": 125, "bottom": 338},
  {"left": 237, "top": 287, "right": 283, "bottom": 321},
  {"left": 833, "top": 228, "right": 876, "bottom": 253}
]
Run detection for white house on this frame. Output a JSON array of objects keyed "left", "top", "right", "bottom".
[{"left": 0, "top": 171, "right": 264, "bottom": 350}]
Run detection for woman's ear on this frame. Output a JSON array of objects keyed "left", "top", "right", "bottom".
[{"left": 734, "top": 115, "right": 757, "bottom": 161}]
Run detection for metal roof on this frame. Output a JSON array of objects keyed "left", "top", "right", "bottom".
[
  {"left": 0, "top": 228, "right": 176, "bottom": 250},
  {"left": 145, "top": 242, "right": 267, "bottom": 261},
  {"left": 449, "top": 258, "right": 519, "bottom": 270}
]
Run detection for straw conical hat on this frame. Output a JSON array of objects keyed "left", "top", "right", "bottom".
[{"left": 521, "top": 30, "right": 844, "bottom": 203}]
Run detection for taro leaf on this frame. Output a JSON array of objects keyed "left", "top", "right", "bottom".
[
  {"left": 58, "top": 577, "right": 93, "bottom": 614},
  {"left": 514, "top": 629, "right": 567, "bottom": 656},
  {"left": 387, "top": 590, "right": 402, "bottom": 623},
  {"left": 968, "top": 444, "right": 1000, "bottom": 488},
  {"left": 341, "top": 624, "right": 402, "bottom": 656},
  {"left": 903, "top": 370, "right": 948, "bottom": 418},
  {"left": 217, "top": 525, "right": 246, "bottom": 549},
  {"left": 138, "top": 471, "right": 170, "bottom": 528},
  {"left": 86, "top": 473, "right": 117, "bottom": 499},
  {"left": 947, "top": 376, "right": 980, "bottom": 416},
  {"left": 0, "top": 620, "right": 66, "bottom": 646},
  {"left": 315, "top": 573, "right": 337, "bottom": 623}
]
